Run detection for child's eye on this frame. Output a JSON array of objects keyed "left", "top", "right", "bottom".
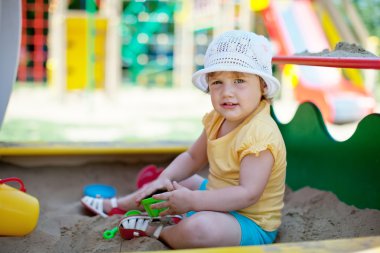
[
  {"left": 234, "top": 79, "right": 245, "bottom": 84},
  {"left": 211, "top": 80, "right": 222, "bottom": 85}
]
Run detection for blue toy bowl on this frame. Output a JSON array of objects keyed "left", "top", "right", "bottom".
[{"left": 83, "top": 184, "right": 117, "bottom": 199}]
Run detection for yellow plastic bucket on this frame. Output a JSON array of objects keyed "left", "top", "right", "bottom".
[{"left": 0, "top": 177, "right": 40, "bottom": 236}]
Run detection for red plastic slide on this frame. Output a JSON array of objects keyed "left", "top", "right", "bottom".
[{"left": 262, "top": 0, "right": 375, "bottom": 123}]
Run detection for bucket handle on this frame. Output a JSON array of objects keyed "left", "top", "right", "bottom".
[{"left": 0, "top": 177, "right": 27, "bottom": 192}]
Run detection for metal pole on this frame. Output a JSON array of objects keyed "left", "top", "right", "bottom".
[{"left": 273, "top": 56, "right": 380, "bottom": 70}]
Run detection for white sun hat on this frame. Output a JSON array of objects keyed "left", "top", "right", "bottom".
[{"left": 192, "top": 30, "right": 280, "bottom": 98}]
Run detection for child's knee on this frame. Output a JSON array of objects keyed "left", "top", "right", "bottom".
[
  {"left": 179, "top": 214, "right": 215, "bottom": 244},
  {"left": 160, "top": 215, "right": 212, "bottom": 248}
]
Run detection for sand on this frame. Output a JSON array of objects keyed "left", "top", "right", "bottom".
[
  {"left": 296, "top": 41, "right": 379, "bottom": 58},
  {"left": 0, "top": 159, "right": 380, "bottom": 253}
]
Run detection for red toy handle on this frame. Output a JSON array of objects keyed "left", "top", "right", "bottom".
[
  {"left": 0, "top": 177, "right": 27, "bottom": 192},
  {"left": 136, "top": 165, "right": 164, "bottom": 189}
]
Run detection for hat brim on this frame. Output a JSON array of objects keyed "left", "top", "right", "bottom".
[{"left": 192, "top": 65, "right": 280, "bottom": 98}]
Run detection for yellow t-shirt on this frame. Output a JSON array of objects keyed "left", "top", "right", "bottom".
[{"left": 203, "top": 100, "right": 287, "bottom": 231}]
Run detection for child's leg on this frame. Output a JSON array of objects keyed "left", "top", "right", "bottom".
[
  {"left": 178, "top": 174, "right": 205, "bottom": 190},
  {"left": 104, "top": 174, "right": 205, "bottom": 213},
  {"left": 159, "top": 211, "right": 241, "bottom": 249},
  {"left": 103, "top": 188, "right": 144, "bottom": 212}
]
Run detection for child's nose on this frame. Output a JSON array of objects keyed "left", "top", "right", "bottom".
[{"left": 221, "top": 83, "right": 234, "bottom": 96}]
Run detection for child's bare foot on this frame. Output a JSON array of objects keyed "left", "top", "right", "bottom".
[{"left": 102, "top": 199, "right": 113, "bottom": 213}]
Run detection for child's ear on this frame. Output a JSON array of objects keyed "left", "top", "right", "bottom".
[{"left": 261, "top": 81, "right": 268, "bottom": 95}]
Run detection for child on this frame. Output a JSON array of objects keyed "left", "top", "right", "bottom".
[{"left": 82, "top": 30, "right": 286, "bottom": 248}]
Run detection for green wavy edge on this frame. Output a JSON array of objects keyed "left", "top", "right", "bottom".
[{"left": 272, "top": 102, "right": 380, "bottom": 210}]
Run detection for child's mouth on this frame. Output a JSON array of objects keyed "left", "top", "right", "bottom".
[{"left": 222, "top": 102, "right": 237, "bottom": 109}]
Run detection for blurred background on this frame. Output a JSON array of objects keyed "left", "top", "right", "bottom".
[{"left": 1, "top": 0, "right": 379, "bottom": 145}]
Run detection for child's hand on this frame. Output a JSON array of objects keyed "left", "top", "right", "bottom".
[
  {"left": 135, "top": 178, "right": 174, "bottom": 204},
  {"left": 151, "top": 181, "right": 193, "bottom": 215}
]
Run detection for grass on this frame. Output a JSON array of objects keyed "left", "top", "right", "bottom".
[
  {"left": 0, "top": 118, "right": 202, "bottom": 143},
  {"left": 0, "top": 85, "right": 210, "bottom": 144}
]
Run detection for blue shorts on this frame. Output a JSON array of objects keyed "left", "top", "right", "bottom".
[{"left": 186, "top": 180, "right": 277, "bottom": 246}]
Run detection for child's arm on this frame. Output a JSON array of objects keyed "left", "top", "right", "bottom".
[
  {"left": 153, "top": 149, "right": 274, "bottom": 215},
  {"left": 135, "top": 130, "right": 208, "bottom": 202},
  {"left": 160, "top": 130, "right": 208, "bottom": 182}
]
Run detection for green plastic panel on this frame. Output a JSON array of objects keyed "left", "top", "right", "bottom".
[{"left": 272, "top": 102, "right": 380, "bottom": 210}]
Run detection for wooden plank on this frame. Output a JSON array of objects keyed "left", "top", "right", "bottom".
[
  {"left": 0, "top": 143, "right": 187, "bottom": 156},
  {"left": 134, "top": 236, "right": 380, "bottom": 253}
]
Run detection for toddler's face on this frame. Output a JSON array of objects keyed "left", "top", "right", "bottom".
[{"left": 207, "top": 71, "right": 265, "bottom": 127}]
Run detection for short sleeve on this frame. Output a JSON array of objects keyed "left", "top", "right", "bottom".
[
  {"left": 202, "top": 112, "right": 211, "bottom": 127},
  {"left": 202, "top": 110, "right": 221, "bottom": 137},
  {"left": 236, "top": 120, "right": 279, "bottom": 163}
]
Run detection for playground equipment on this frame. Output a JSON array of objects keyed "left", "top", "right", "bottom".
[
  {"left": 0, "top": 177, "right": 40, "bottom": 236},
  {"left": 64, "top": 14, "right": 108, "bottom": 90},
  {"left": 121, "top": 0, "right": 177, "bottom": 87},
  {"left": 48, "top": 0, "right": 121, "bottom": 93},
  {"left": 261, "top": 0, "right": 376, "bottom": 123},
  {"left": 0, "top": 1, "right": 40, "bottom": 236},
  {"left": 17, "top": 0, "right": 49, "bottom": 83},
  {"left": 0, "top": 0, "right": 21, "bottom": 127},
  {"left": 48, "top": 0, "right": 177, "bottom": 91},
  {"left": 271, "top": 55, "right": 380, "bottom": 211},
  {"left": 313, "top": 0, "right": 365, "bottom": 88}
]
